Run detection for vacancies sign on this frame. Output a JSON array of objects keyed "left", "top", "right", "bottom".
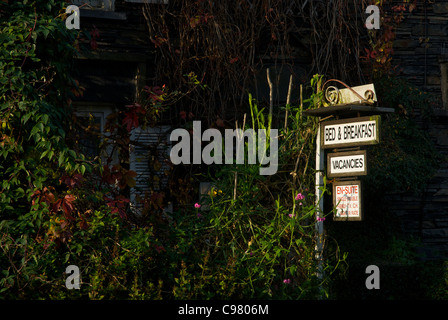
[
  {"left": 327, "top": 150, "right": 367, "bottom": 178},
  {"left": 321, "top": 116, "right": 380, "bottom": 149}
]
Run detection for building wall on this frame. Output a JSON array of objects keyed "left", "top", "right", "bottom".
[
  {"left": 392, "top": 1, "right": 448, "bottom": 104},
  {"left": 73, "top": 0, "right": 155, "bottom": 106},
  {"left": 387, "top": 1, "right": 448, "bottom": 259}
]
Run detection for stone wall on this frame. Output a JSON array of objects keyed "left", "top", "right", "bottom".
[
  {"left": 383, "top": 110, "right": 448, "bottom": 260},
  {"left": 385, "top": 1, "right": 448, "bottom": 260},
  {"left": 393, "top": 0, "right": 448, "bottom": 104}
]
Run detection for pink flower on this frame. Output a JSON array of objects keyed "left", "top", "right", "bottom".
[
  {"left": 288, "top": 214, "right": 295, "bottom": 218},
  {"left": 283, "top": 279, "right": 291, "bottom": 284},
  {"left": 295, "top": 193, "right": 305, "bottom": 201},
  {"left": 194, "top": 203, "right": 201, "bottom": 209},
  {"left": 317, "top": 217, "right": 326, "bottom": 222},
  {"left": 299, "top": 202, "right": 303, "bottom": 206}
]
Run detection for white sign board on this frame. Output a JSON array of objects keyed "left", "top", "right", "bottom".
[
  {"left": 333, "top": 180, "right": 362, "bottom": 221},
  {"left": 327, "top": 150, "right": 367, "bottom": 178},
  {"left": 321, "top": 116, "right": 380, "bottom": 149}
]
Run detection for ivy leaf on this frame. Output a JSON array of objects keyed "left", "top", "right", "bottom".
[
  {"left": 122, "top": 111, "right": 139, "bottom": 132},
  {"left": 40, "top": 150, "right": 48, "bottom": 159},
  {"left": 58, "top": 152, "right": 65, "bottom": 166},
  {"left": 42, "top": 29, "right": 50, "bottom": 39},
  {"left": 21, "top": 113, "right": 31, "bottom": 125}
]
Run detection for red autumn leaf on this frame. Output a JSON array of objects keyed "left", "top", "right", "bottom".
[
  {"left": 105, "top": 195, "right": 130, "bottom": 219},
  {"left": 202, "top": 13, "right": 213, "bottom": 23},
  {"left": 42, "top": 187, "right": 55, "bottom": 206},
  {"left": 60, "top": 173, "right": 84, "bottom": 188},
  {"left": 364, "top": 48, "right": 377, "bottom": 59},
  {"left": 79, "top": 218, "right": 89, "bottom": 230},
  {"left": 101, "top": 165, "right": 116, "bottom": 184},
  {"left": 63, "top": 195, "right": 75, "bottom": 219},
  {"left": 90, "top": 39, "right": 98, "bottom": 51},
  {"left": 151, "top": 36, "right": 167, "bottom": 48},
  {"left": 123, "top": 111, "right": 139, "bottom": 132},
  {"left": 216, "top": 118, "right": 225, "bottom": 127},
  {"left": 152, "top": 86, "right": 164, "bottom": 96},
  {"left": 53, "top": 194, "right": 76, "bottom": 220},
  {"left": 229, "top": 57, "right": 239, "bottom": 64},
  {"left": 154, "top": 244, "right": 166, "bottom": 253},
  {"left": 90, "top": 24, "right": 100, "bottom": 38},
  {"left": 31, "top": 190, "right": 40, "bottom": 206},
  {"left": 31, "top": 187, "right": 55, "bottom": 207}
]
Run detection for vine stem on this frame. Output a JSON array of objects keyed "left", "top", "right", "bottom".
[
  {"left": 284, "top": 73, "right": 293, "bottom": 133},
  {"left": 21, "top": 8, "right": 37, "bottom": 68}
]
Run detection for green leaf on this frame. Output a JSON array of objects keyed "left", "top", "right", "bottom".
[
  {"left": 29, "top": 124, "right": 39, "bottom": 140},
  {"left": 42, "top": 29, "right": 50, "bottom": 39},
  {"left": 58, "top": 152, "right": 65, "bottom": 166},
  {"left": 21, "top": 113, "right": 31, "bottom": 125},
  {"left": 15, "top": 187, "right": 25, "bottom": 197},
  {"left": 40, "top": 150, "right": 48, "bottom": 159},
  {"left": 41, "top": 114, "right": 49, "bottom": 125}
]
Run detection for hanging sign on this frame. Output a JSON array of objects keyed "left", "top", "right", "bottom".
[
  {"left": 333, "top": 180, "right": 362, "bottom": 221},
  {"left": 321, "top": 115, "right": 380, "bottom": 149},
  {"left": 327, "top": 150, "right": 367, "bottom": 178}
]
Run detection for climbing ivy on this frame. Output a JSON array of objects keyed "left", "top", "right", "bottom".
[{"left": 0, "top": 1, "right": 97, "bottom": 296}]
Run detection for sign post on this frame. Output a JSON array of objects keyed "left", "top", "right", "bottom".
[
  {"left": 315, "top": 123, "right": 325, "bottom": 283},
  {"left": 302, "top": 81, "right": 393, "bottom": 298}
]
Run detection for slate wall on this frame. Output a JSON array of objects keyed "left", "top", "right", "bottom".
[
  {"left": 392, "top": 0, "right": 448, "bottom": 101},
  {"left": 382, "top": 1, "right": 448, "bottom": 260}
]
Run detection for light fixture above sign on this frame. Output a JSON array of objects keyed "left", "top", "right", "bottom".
[{"left": 322, "top": 80, "right": 377, "bottom": 107}]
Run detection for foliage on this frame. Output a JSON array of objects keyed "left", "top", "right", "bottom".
[
  {"left": 142, "top": 0, "right": 376, "bottom": 124},
  {"left": 361, "top": 0, "right": 417, "bottom": 79},
  {"left": 0, "top": 0, "right": 84, "bottom": 296},
  {"left": 143, "top": 0, "right": 297, "bottom": 124},
  {"left": 365, "top": 74, "right": 441, "bottom": 195},
  {"left": 0, "top": 0, "right": 139, "bottom": 298},
  {"left": 151, "top": 77, "right": 346, "bottom": 299},
  {"left": 3, "top": 0, "right": 440, "bottom": 302},
  {"left": 1, "top": 39, "right": 347, "bottom": 298}
]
